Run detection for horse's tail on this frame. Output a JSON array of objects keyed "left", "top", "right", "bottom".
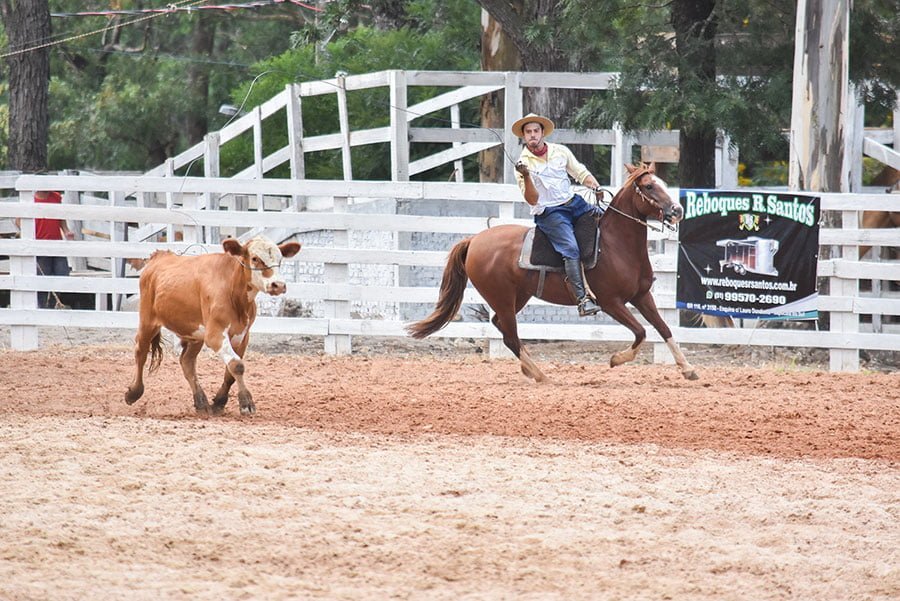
[
  {"left": 147, "top": 331, "right": 164, "bottom": 374},
  {"left": 406, "top": 237, "right": 471, "bottom": 339}
]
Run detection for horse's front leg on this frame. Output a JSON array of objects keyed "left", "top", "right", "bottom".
[
  {"left": 600, "top": 301, "right": 646, "bottom": 367},
  {"left": 630, "top": 291, "right": 699, "bottom": 380}
]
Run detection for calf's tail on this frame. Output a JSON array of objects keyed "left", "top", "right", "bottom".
[
  {"left": 406, "top": 238, "right": 471, "bottom": 339},
  {"left": 148, "top": 331, "right": 164, "bottom": 374}
]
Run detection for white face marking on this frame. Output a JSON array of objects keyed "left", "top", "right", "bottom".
[
  {"left": 650, "top": 174, "right": 676, "bottom": 206},
  {"left": 246, "top": 236, "right": 286, "bottom": 295},
  {"left": 217, "top": 330, "right": 241, "bottom": 366}
]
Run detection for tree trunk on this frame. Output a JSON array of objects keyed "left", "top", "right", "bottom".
[
  {"left": 671, "top": 0, "right": 717, "bottom": 187},
  {"left": 476, "top": 0, "right": 593, "bottom": 179},
  {"left": 479, "top": 7, "right": 522, "bottom": 183},
  {"left": 185, "top": 12, "right": 216, "bottom": 145},
  {"left": 789, "top": 0, "right": 851, "bottom": 192},
  {"left": 0, "top": 0, "right": 51, "bottom": 172}
]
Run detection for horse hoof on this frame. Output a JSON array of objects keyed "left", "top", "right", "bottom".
[{"left": 683, "top": 370, "right": 699, "bottom": 381}]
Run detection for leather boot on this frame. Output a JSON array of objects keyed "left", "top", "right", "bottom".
[{"left": 564, "top": 258, "right": 601, "bottom": 317}]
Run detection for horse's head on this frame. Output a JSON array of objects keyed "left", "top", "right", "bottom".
[{"left": 625, "top": 163, "right": 684, "bottom": 225}]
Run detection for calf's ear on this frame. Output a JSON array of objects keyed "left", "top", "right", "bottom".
[
  {"left": 222, "top": 238, "right": 243, "bottom": 256},
  {"left": 279, "top": 241, "right": 302, "bottom": 258}
]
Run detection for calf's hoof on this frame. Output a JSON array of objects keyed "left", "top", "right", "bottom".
[
  {"left": 211, "top": 396, "right": 228, "bottom": 416},
  {"left": 238, "top": 391, "right": 256, "bottom": 415},
  {"left": 125, "top": 385, "right": 144, "bottom": 405},
  {"left": 193, "top": 391, "right": 210, "bottom": 414}
]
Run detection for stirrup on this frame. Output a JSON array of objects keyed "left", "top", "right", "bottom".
[{"left": 577, "top": 297, "right": 601, "bottom": 317}]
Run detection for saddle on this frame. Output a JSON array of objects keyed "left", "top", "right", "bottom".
[{"left": 517, "top": 212, "right": 600, "bottom": 299}]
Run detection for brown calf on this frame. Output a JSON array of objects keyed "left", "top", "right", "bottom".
[{"left": 125, "top": 236, "right": 301, "bottom": 415}]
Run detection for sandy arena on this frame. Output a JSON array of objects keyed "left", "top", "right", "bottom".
[{"left": 0, "top": 329, "right": 897, "bottom": 600}]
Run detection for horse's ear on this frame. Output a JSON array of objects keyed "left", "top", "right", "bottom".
[
  {"left": 646, "top": 162, "right": 657, "bottom": 174},
  {"left": 625, "top": 163, "right": 637, "bottom": 174}
]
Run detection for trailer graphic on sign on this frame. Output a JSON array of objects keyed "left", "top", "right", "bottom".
[{"left": 716, "top": 236, "right": 779, "bottom": 277}]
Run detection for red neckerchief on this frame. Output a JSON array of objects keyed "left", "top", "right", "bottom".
[{"left": 531, "top": 142, "right": 548, "bottom": 157}]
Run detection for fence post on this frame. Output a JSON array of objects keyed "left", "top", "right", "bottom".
[
  {"left": 715, "top": 130, "right": 739, "bottom": 188},
  {"left": 611, "top": 123, "right": 630, "bottom": 187},
  {"left": 503, "top": 71, "right": 523, "bottom": 185},
  {"left": 10, "top": 190, "right": 38, "bottom": 350},
  {"left": 324, "top": 196, "right": 352, "bottom": 355},
  {"left": 829, "top": 210, "right": 860, "bottom": 371},
  {"left": 450, "top": 104, "right": 464, "bottom": 183},
  {"left": 389, "top": 70, "right": 409, "bottom": 182},
  {"left": 109, "top": 190, "right": 127, "bottom": 311},
  {"left": 653, "top": 236, "right": 679, "bottom": 364},
  {"left": 336, "top": 72, "right": 353, "bottom": 181},
  {"left": 204, "top": 132, "right": 221, "bottom": 243},
  {"left": 287, "top": 83, "right": 306, "bottom": 211}
]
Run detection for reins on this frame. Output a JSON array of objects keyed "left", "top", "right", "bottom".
[{"left": 595, "top": 172, "right": 672, "bottom": 233}]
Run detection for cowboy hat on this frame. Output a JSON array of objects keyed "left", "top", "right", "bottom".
[{"left": 511, "top": 113, "right": 555, "bottom": 138}]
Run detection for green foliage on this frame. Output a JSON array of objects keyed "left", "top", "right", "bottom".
[
  {"left": 219, "top": 1, "right": 481, "bottom": 180},
  {"left": 44, "top": 0, "right": 302, "bottom": 171}
]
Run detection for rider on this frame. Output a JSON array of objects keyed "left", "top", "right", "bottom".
[{"left": 512, "top": 113, "right": 604, "bottom": 317}]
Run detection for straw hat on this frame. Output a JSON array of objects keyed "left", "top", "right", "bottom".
[{"left": 511, "top": 113, "right": 555, "bottom": 138}]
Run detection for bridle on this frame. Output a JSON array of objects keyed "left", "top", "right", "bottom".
[{"left": 596, "top": 171, "right": 676, "bottom": 233}]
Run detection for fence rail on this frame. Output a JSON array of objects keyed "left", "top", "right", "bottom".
[{"left": 2, "top": 174, "right": 898, "bottom": 372}]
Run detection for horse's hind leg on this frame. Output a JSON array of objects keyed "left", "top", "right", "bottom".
[{"left": 491, "top": 308, "right": 546, "bottom": 383}]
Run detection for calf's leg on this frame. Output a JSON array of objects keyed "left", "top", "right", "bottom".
[
  {"left": 211, "top": 332, "right": 250, "bottom": 415},
  {"left": 125, "top": 323, "right": 161, "bottom": 404},
  {"left": 207, "top": 327, "right": 255, "bottom": 415},
  {"left": 179, "top": 339, "right": 209, "bottom": 413}
]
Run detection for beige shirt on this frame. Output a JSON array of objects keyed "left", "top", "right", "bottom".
[{"left": 515, "top": 142, "right": 592, "bottom": 215}]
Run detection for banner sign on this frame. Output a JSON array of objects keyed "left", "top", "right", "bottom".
[{"left": 676, "top": 189, "right": 820, "bottom": 320}]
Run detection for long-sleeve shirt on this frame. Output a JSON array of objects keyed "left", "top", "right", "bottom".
[{"left": 514, "top": 142, "right": 593, "bottom": 215}]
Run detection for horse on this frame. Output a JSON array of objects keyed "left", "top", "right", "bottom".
[{"left": 407, "top": 162, "right": 699, "bottom": 382}]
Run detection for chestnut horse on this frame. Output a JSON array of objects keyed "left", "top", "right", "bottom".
[{"left": 407, "top": 163, "right": 699, "bottom": 382}]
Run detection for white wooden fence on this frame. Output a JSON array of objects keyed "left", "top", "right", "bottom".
[
  {"left": 144, "top": 70, "right": 741, "bottom": 189},
  {"left": 1, "top": 174, "right": 898, "bottom": 372}
]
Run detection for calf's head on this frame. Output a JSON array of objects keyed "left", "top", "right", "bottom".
[{"left": 223, "top": 236, "right": 302, "bottom": 295}]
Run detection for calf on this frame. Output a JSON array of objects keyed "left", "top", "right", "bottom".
[{"left": 125, "top": 236, "right": 301, "bottom": 415}]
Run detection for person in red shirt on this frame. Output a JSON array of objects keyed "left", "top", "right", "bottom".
[{"left": 16, "top": 190, "right": 74, "bottom": 308}]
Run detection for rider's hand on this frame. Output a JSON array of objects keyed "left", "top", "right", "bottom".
[{"left": 515, "top": 161, "right": 529, "bottom": 176}]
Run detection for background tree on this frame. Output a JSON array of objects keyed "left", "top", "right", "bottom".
[
  {"left": 0, "top": 0, "right": 52, "bottom": 172},
  {"left": 473, "top": 0, "right": 617, "bottom": 181}
]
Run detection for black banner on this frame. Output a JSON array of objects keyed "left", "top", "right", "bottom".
[{"left": 676, "top": 190, "right": 820, "bottom": 320}]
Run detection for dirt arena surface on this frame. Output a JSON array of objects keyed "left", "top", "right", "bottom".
[{"left": 1, "top": 329, "right": 898, "bottom": 600}]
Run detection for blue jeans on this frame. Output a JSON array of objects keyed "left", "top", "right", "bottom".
[
  {"left": 534, "top": 194, "right": 593, "bottom": 260},
  {"left": 37, "top": 256, "right": 70, "bottom": 308}
]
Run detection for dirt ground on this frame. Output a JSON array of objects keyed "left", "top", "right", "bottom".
[{"left": 0, "top": 329, "right": 898, "bottom": 600}]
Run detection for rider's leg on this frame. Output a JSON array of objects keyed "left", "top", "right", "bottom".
[
  {"left": 563, "top": 258, "right": 601, "bottom": 316},
  {"left": 536, "top": 206, "right": 601, "bottom": 317}
]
